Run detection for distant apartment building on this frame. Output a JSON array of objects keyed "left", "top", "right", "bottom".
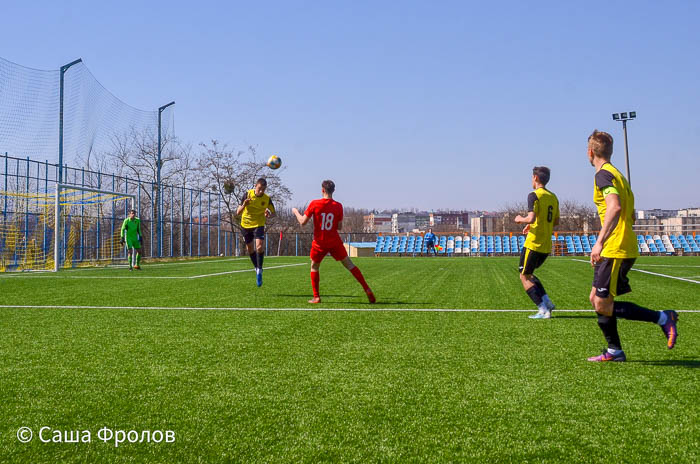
[
  {"left": 415, "top": 214, "right": 431, "bottom": 230},
  {"left": 470, "top": 215, "right": 504, "bottom": 236},
  {"left": 430, "top": 211, "right": 470, "bottom": 231},
  {"left": 637, "top": 209, "right": 678, "bottom": 219},
  {"left": 392, "top": 213, "right": 417, "bottom": 233},
  {"left": 678, "top": 208, "right": 700, "bottom": 217},
  {"left": 364, "top": 213, "right": 393, "bottom": 233}
]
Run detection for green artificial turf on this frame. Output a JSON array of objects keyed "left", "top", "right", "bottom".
[{"left": 1, "top": 256, "right": 698, "bottom": 463}]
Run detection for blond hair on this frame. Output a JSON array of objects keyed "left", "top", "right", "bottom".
[{"left": 588, "top": 130, "right": 613, "bottom": 159}]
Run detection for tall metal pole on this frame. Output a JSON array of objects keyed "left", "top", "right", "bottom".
[
  {"left": 612, "top": 112, "right": 635, "bottom": 185},
  {"left": 54, "top": 58, "right": 82, "bottom": 271},
  {"left": 58, "top": 59, "right": 82, "bottom": 184},
  {"left": 622, "top": 119, "right": 631, "bottom": 185},
  {"left": 157, "top": 101, "right": 175, "bottom": 257}
]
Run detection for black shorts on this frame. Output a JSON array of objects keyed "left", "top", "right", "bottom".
[
  {"left": 242, "top": 226, "right": 265, "bottom": 244},
  {"left": 593, "top": 258, "right": 635, "bottom": 298},
  {"left": 519, "top": 247, "right": 548, "bottom": 275}
]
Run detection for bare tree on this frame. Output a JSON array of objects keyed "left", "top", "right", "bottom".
[
  {"left": 500, "top": 202, "right": 529, "bottom": 233},
  {"left": 499, "top": 199, "right": 599, "bottom": 234},
  {"left": 342, "top": 207, "right": 371, "bottom": 233},
  {"left": 558, "top": 199, "right": 599, "bottom": 232},
  {"left": 196, "top": 141, "right": 292, "bottom": 235}
]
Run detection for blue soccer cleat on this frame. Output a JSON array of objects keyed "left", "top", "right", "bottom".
[{"left": 256, "top": 269, "right": 263, "bottom": 287}]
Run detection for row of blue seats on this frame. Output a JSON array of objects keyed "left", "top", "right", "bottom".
[{"left": 374, "top": 234, "right": 700, "bottom": 255}]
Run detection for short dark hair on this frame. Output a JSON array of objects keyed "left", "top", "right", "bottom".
[
  {"left": 322, "top": 180, "right": 335, "bottom": 194},
  {"left": 532, "top": 166, "right": 551, "bottom": 186},
  {"left": 255, "top": 178, "right": 267, "bottom": 187},
  {"left": 129, "top": 209, "right": 136, "bottom": 214}
]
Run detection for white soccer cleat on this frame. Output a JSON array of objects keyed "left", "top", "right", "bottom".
[{"left": 529, "top": 310, "right": 551, "bottom": 319}]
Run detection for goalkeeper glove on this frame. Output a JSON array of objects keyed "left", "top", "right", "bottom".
[{"left": 120, "top": 237, "right": 125, "bottom": 245}]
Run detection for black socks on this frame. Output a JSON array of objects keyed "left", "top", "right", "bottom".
[
  {"left": 526, "top": 286, "right": 543, "bottom": 306},
  {"left": 597, "top": 314, "right": 622, "bottom": 351},
  {"left": 613, "top": 301, "right": 660, "bottom": 323}
]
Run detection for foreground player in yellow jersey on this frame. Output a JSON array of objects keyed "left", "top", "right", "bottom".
[
  {"left": 236, "top": 178, "right": 275, "bottom": 287},
  {"left": 586, "top": 130, "right": 678, "bottom": 362},
  {"left": 515, "top": 167, "right": 559, "bottom": 319}
]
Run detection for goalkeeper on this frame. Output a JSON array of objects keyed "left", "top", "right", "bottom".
[{"left": 120, "top": 209, "right": 143, "bottom": 270}]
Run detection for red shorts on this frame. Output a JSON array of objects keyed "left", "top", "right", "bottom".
[{"left": 310, "top": 240, "right": 348, "bottom": 263}]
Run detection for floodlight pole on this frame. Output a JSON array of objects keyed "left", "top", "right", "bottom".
[
  {"left": 612, "top": 111, "right": 635, "bottom": 186},
  {"left": 58, "top": 58, "right": 82, "bottom": 184},
  {"left": 621, "top": 119, "right": 631, "bottom": 185},
  {"left": 157, "top": 101, "right": 175, "bottom": 257},
  {"left": 55, "top": 58, "right": 82, "bottom": 271}
]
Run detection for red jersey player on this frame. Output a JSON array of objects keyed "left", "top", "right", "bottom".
[{"left": 292, "top": 180, "right": 376, "bottom": 304}]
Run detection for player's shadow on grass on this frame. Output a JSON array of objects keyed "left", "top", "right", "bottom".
[
  {"left": 628, "top": 358, "right": 700, "bottom": 368},
  {"left": 552, "top": 315, "right": 597, "bottom": 319},
  {"left": 276, "top": 293, "right": 359, "bottom": 298},
  {"left": 275, "top": 294, "right": 429, "bottom": 305}
]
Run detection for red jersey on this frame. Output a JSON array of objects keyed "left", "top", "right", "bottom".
[{"left": 304, "top": 198, "right": 344, "bottom": 247}]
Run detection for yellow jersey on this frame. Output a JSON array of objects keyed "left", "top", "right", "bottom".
[
  {"left": 593, "top": 163, "right": 638, "bottom": 258},
  {"left": 239, "top": 189, "right": 275, "bottom": 229},
  {"left": 524, "top": 187, "right": 559, "bottom": 254}
]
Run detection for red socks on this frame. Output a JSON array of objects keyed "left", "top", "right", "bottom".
[
  {"left": 310, "top": 271, "right": 320, "bottom": 298},
  {"left": 311, "top": 267, "right": 370, "bottom": 299},
  {"left": 350, "top": 266, "right": 370, "bottom": 292}
]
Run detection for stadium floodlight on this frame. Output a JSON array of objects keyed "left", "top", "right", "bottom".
[
  {"left": 612, "top": 110, "right": 637, "bottom": 185},
  {"left": 58, "top": 58, "right": 82, "bottom": 185},
  {"left": 157, "top": 101, "right": 175, "bottom": 258}
]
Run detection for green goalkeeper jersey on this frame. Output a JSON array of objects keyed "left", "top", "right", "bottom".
[{"left": 120, "top": 217, "right": 142, "bottom": 241}]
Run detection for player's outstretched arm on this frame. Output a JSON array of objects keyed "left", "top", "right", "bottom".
[
  {"left": 236, "top": 201, "right": 248, "bottom": 216},
  {"left": 266, "top": 200, "right": 276, "bottom": 218},
  {"left": 514, "top": 211, "right": 536, "bottom": 224},
  {"left": 236, "top": 193, "right": 250, "bottom": 216},
  {"left": 291, "top": 207, "right": 310, "bottom": 226}
]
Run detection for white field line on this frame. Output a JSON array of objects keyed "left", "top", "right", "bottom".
[
  {"left": 632, "top": 269, "right": 700, "bottom": 284},
  {"left": 633, "top": 264, "right": 700, "bottom": 268},
  {"left": 190, "top": 263, "right": 307, "bottom": 278},
  {"left": 1, "top": 305, "right": 699, "bottom": 313},
  {"left": 81, "top": 257, "right": 253, "bottom": 270},
  {"left": 110, "top": 257, "right": 251, "bottom": 268},
  {"left": 0, "top": 262, "right": 306, "bottom": 280},
  {"left": 0, "top": 256, "right": 296, "bottom": 276},
  {"left": 571, "top": 259, "right": 700, "bottom": 284}
]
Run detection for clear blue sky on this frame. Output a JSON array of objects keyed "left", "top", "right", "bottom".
[{"left": 3, "top": 0, "right": 699, "bottom": 210}]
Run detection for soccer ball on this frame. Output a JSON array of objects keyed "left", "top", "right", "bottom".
[{"left": 267, "top": 155, "right": 282, "bottom": 169}]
